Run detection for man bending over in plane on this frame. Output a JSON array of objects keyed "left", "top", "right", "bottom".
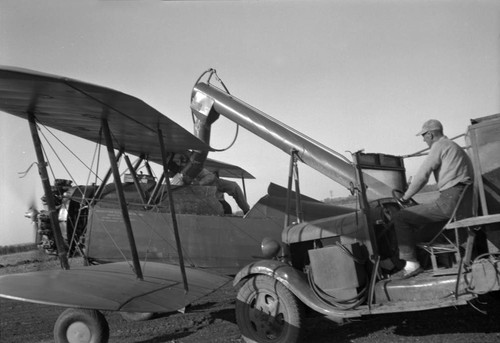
[
  {"left": 192, "top": 168, "right": 250, "bottom": 215},
  {"left": 394, "top": 119, "right": 473, "bottom": 278}
]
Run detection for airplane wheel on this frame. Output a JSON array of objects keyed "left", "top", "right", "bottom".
[
  {"left": 235, "top": 275, "right": 303, "bottom": 343},
  {"left": 54, "top": 308, "right": 109, "bottom": 343},
  {"left": 120, "top": 312, "right": 155, "bottom": 322}
]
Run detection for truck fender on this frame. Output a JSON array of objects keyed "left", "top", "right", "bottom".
[
  {"left": 233, "top": 259, "right": 306, "bottom": 289},
  {"left": 233, "top": 260, "right": 362, "bottom": 319}
]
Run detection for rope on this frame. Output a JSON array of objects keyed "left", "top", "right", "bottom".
[{"left": 306, "top": 266, "right": 367, "bottom": 310}]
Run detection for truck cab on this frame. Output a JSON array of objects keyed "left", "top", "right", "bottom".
[{"left": 231, "top": 116, "right": 500, "bottom": 342}]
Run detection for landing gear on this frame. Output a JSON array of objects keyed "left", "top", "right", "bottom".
[
  {"left": 54, "top": 308, "right": 109, "bottom": 343},
  {"left": 236, "top": 275, "right": 303, "bottom": 343}
]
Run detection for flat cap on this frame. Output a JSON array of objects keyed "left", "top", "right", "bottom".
[{"left": 416, "top": 119, "right": 443, "bottom": 136}]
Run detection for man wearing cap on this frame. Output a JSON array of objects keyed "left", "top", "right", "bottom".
[{"left": 393, "top": 119, "right": 473, "bottom": 278}]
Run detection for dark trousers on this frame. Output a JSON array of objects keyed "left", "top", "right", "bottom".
[
  {"left": 394, "top": 184, "right": 467, "bottom": 262},
  {"left": 217, "top": 179, "right": 250, "bottom": 214}
]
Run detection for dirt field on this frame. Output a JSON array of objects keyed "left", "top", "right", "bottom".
[{"left": 1, "top": 251, "right": 500, "bottom": 343}]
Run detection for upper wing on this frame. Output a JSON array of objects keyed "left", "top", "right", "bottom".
[
  {"left": 0, "top": 261, "right": 229, "bottom": 313},
  {"left": 0, "top": 66, "right": 210, "bottom": 162},
  {"left": 204, "top": 158, "right": 255, "bottom": 179}
]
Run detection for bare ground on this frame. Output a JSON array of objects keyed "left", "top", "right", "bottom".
[{"left": 1, "top": 251, "right": 500, "bottom": 343}]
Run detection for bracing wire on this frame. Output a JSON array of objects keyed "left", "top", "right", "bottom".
[
  {"left": 68, "top": 132, "right": 104, "bottom": 257},
  {"left": 38, "top": 127, "right": 82, "bottom": 201},
  {"left": 37, "top": 121, "right": 104, "bottom": 183},
  {"left": 37, "top": 121, "right": 104, "bottom": 259}
]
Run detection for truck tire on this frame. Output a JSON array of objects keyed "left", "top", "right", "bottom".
[
  {"left": 236, "top": 275, "right": 303, "bottom": 343},
  {"left": 54, "top": 308, "right": 109, "bottom": 343}
]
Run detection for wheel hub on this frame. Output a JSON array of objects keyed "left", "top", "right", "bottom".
[
  {"left": 66, "top": 321, "right": 91, "bottom": 343},
  {"left": 249, "top": 292, "right": 284, "bottom": 339}
]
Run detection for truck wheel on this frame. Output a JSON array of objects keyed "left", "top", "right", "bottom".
[
  {"left": 236, "top": 275, "right": 303, "bottom": 343},
  {"left": 120, "top": 311, "right": 155, "bottom": 322},
  {"left": 54, "top": 308, "right": 109, "bottom": 343}
]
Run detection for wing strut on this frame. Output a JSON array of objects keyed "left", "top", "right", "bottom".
[
  {"left": 27, "top": 112, "right": 70, "bottom": 270},
  {"left": 144, "top": 161, "right": 154, "bottom": 176},
  {"left": 124, "top": 155, "right": 147, "bottom": 204},
  {"left": 241, "top": 175, "right": 247, "bottom": 200},
  {"left": 101, "top": 118, "right": 143, "bottom": 280},
  {"left": 148, "top": 173, "right": 165, "bottom": 205},
  {"left": 158, "top": 128, "right": 189, "bottom": 293},
  {"left": 94, "top": 150, "right": 124, "bottom": 201}
]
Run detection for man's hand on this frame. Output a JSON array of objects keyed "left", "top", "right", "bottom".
[{"left": 397, "top": 196, "right": 413, "bottom": 208}]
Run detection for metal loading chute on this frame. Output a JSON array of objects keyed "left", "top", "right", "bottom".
[
  {"left": 178, "top": 106, "right": 219, "bottom": 183},
  {"left": 191, "top": 80, "right": 397, "bottom": 200},
  {"left": 191, "top": 82, "right": 355, "bottom": 190}
]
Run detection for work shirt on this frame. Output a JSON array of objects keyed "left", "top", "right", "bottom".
[
  {"left": 194, "top": 168, "right": 217, "bottom": 186},
  {"left": 404, "top": 136, "right": 473, "bottom": 199},
  {"left": 193, "top": 168, "right": 225, "bottom": 200}
]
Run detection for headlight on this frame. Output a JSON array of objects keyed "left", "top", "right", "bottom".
[{"left": 261, "top": 237, "right": 281, "bottom": 259}]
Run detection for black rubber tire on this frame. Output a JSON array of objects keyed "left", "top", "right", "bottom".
[
  {"left": 120, "top": 311, "right": 155, "bottom": 322},
  {"left": 235, "top": 275, "right": 304, "bottom": 343},
  {"left": 54, "top": 308, "right": 109, "bottom": 343}
]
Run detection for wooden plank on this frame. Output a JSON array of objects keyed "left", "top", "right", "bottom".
[{"left": 445, "top": 214, "right": 500, "bottom": 229}]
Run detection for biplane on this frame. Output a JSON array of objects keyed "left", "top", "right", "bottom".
[{"left": 0, "top": 66, "right": 354, "bottom": 342}]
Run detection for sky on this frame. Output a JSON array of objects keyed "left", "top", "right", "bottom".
[{"left": 1, "top": 0, "right": 499, "bottom": 245}]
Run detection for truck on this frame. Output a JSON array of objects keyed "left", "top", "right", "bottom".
[{"left": 190, "top": 69, "right": 500, "bottom": 343}]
